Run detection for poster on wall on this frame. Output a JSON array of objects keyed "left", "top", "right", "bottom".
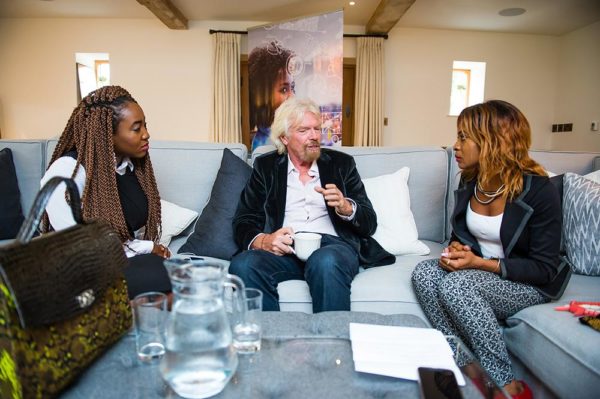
[{"left": 248, "top": 10, "right": 343, "bottom": 151}]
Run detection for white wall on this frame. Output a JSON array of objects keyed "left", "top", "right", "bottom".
[
  {"left": 0, "top": 18, "right": 359, "bottom": 142},
  {"left": 0, "top": 18, "right": 255, "bottom": 141},
  {"left": 384, "top": 27, "right": 559, "bottom": 149},
  {"left": 552, "top": 21, "right": 600, "bottom": 151},
  {"left": 0, "top": 18, "right": 597, "bottom": 152}
]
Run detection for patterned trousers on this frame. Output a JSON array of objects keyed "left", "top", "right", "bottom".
[{"left": 411, "top": 259, "right": 548, "bottom": 386}]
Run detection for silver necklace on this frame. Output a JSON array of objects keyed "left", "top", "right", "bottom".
[
  {"left": 473, "top": 182, "right": 505, "bottom": 205},
  {"left": 477, "top": 181, "right": 505, "bottom": 197}
]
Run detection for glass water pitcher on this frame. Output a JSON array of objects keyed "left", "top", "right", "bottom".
[{"left": 161, "top": 257, "right": 246, "bottom": 399}]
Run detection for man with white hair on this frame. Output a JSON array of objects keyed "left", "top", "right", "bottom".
[{"left": 230, "top": 98, "right": 393, "bottom": 312}]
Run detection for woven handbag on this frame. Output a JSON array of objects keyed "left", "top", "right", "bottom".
[{"left": 0, "top": 177, "right": 132, "bottom": 399}]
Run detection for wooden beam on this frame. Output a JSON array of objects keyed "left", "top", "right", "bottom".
[
  {"left": 366, "top": 0, "right": 416, "bottom": 34},
  {"left": 136, "top": 0, "right": 188, "bottom": 30}
]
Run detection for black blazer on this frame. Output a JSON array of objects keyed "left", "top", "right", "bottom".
[
  {"left": 233, "top": 149, "right": 394, "bottom": 267},
  {"left": 450, "top": 174, "right": 571, "bottom": 299}
]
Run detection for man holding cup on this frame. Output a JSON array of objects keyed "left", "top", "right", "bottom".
[{"left": 230, "top": 98, "right": 394, "bottom": 312}]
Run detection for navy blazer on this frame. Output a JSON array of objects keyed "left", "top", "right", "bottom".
[
  {"left": 233, "top": 149, "right": 394, "bottom": 267},
  {"left": 450, "top": 174, "right": 571, "bottom": 299}
]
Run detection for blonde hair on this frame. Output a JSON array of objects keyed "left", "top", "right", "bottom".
[
  {"left": 270, "top": 98, "right": 321, "bottom": 154},
  {"left": 457, "top": 100, "right": 546, "bottom": 200}
]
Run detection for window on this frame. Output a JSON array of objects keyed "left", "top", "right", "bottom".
[
  {"left": 75, "top": 53, "right": 110, "bottom": 102},
  {"left": 449, "top": 61, "right": 486, "bottom": 116}
]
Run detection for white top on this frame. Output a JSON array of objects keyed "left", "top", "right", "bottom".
[
  {"left": 41, "top": 156, "right": 153, "bottom": 258},
  {"left": 466, "top": 202, "right": 505, "bottom": 259}
]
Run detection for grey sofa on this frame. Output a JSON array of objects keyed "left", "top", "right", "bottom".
[{"left": 1, "top": 138, "right": 599, "bottom": 398}]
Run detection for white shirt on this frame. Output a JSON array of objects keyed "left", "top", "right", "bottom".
[
  {"left": 250, "top": 157, "right": 356, "bottom": 249},
  {"left": 466, "top": 202, "right": 505, "bottom": 259},
  {"left": 41, "top": 156, "right": 154, "bottom": 258},
  {"left": 283, "top": 159, "right": 339, "bottom": 236}
]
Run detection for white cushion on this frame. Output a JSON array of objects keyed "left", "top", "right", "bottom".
[
  {"left": 584, "top": 169, "right": 600, "bottom": 184},
  {"left": 362, "top": 168, "right": 430, "bottom": 256},
  {"left": 159, "top": 199, "right": 198, "bottom": 247}
]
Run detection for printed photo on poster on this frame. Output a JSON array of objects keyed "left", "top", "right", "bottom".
[{"left": 248, "top": 10, "right": 343, "bottom": 151}]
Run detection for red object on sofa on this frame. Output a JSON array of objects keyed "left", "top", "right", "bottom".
[{"left": 555, "top": 301, "right": 600, "bottom": 317}]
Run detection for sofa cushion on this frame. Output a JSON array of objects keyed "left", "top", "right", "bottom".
[
  {"left": 1, "top": 140, "right": 45, "bottom": 215},
  {"left": 363, "top": 167, "right": 430, "bottom": 256},
  {"left": 505, "top": 274, "right": 600, "bottom": 399},
  {"left": 563, "top": 173, "right": 600, "bottom": 276},
  {"left": 159, "top": 200, "right": 198, "bottom": 247},
  {"left": 178, "top": 148, "right": 252, "bottom": 260},
  {"left": 277, "top": 240, "right": 444, "bottom": 320},
  {"left": 584, "top": 169, "right": 600, "bottom": 184},
  {"left": 254, "top": 145, "right": 449, "bottom": 244},
  {"left": 0, "top": 148, "right": 25, "bottom": 239}
]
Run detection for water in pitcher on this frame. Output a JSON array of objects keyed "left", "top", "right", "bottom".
[
  {"left": 161, "top": 258, "right": 246, "bottom": 399},
  {"left": 161, "top": 303, "right": 238, "bottom": 399}
]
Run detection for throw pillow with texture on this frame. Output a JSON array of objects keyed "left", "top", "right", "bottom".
[
  {"left": 159, "top": 200, "right": 198, "bottom": 247},
  {"left": 178, "top": 148, "right": 252, "bottom": 260},
  {"left": 362, "top": 167, "right": 430, "bottom": 256},
  {"left": 0, "top": 148, "right": 25, "bottom": 239},
  {"left": 563, "top": 173, "right": 600, "bottom": 276}
]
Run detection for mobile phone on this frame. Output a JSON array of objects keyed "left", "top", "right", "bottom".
[{"left": 418, "top": 367, "right": 463, "bottom": 399}]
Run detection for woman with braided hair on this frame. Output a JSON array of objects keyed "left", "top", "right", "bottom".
[{"left": 41, "top": 85, "right": 171, "bottom": 298}]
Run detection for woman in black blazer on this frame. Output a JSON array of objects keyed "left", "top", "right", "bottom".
[{"left": 411, "top": 100, "right": 569, "bottom": 399}]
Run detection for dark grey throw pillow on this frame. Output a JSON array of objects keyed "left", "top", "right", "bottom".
[
  {"left": 178, "top": 148, "right": 252, "bottom": 260},
  {"left": 0, "top": 148, "right": 25, "bottom": 239}
]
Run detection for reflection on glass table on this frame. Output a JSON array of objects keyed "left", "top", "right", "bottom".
[
  {"left": 447, "top": 335, "right": 511, "bottom": 399},
  {"left": 60, "top": 334, "right": 511, "bottom": 399}
]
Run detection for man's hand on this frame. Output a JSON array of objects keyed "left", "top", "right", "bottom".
[
  {"left": 252, "top": 227, "right": 295, "bottom": 256},
  {"left": 315, "top": 184, "right": 352, "bottom": 216}
]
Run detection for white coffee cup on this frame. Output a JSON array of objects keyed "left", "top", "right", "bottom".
[{"left": 293, "top": 232, "right": 322, "bottom": 261}]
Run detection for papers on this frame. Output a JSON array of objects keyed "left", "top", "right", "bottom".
[{"left": 349, "top": 323, "right": 465, "bottom": 385}]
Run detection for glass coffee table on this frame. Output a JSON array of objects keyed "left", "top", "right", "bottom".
[{"left": 59, "top": 312, "right": 508, "bottom": 399}]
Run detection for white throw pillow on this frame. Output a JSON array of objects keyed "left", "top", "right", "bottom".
[
  {"left": 159, "top": 200, "right": 199, "bottom": 247},
  {"left": 362, "top": 168, "right": 430, "bottom": 256},
  {"left": 584, "top": 169, "right": 600, "bottom": 184}
]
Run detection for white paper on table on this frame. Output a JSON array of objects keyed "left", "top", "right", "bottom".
[{"left": 349, "top": 323, "right": 465, "bottom": 386}]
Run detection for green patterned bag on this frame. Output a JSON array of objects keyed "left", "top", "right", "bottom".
[{"left": 0, "top": 177, "right": 132, "bottom": 398}]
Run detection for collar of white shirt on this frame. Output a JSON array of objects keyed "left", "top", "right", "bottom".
[
  {"left": 115, "top": 157, "right": 134, "bottom": 176},
  {"left": 287, "top": 155, "right": 318, "bottom": 178}
]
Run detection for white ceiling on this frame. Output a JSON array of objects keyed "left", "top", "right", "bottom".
[{"left": 1, "top": 0, "right": 599, "bottom": 35}]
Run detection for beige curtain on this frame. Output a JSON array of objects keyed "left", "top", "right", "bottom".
[
  {"left": 354, "top": 37, "right": 384, "bottom": 146},
  {"left": 211, "top": 32, "right": 241, "bottom": 143}
]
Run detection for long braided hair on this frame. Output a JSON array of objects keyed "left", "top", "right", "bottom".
[{"left": 43, "top": 85, "right": 162, "bottom": 243}]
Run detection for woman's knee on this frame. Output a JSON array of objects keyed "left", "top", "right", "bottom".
[
  {"left": 411, "top": 259, "right": 440, "bottom": 288},
  {"left": 439, "top": 271, "right": 479, "bottom": 303}
]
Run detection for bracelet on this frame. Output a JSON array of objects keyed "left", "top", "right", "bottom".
[
  {"left": 491, "top": 257, "right": 501, "bottom": 274},
  {"left": 255, "top": 234, "right": 265, "bottom": 250}
]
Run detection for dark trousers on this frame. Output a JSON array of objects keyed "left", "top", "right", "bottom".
[
  {"left": 228, "top": 234, "right": 360, "bottom": 313},
  {"left": 124, "top": 253, "right": 171, "bottom": 299}
]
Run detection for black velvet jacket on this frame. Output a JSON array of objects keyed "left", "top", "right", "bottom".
[
  {"left": 233, "top": 149, "right": 394, "bottom": 267},
  {"left": 450, "top": 174, "right": 571, "bottom": 299}
]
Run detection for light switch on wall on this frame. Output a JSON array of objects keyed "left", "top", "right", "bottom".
[{"left": 592, "top": 121, "right": 599, "bottom": 131}]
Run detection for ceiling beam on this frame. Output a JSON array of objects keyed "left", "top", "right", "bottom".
[
  {"left": 366, "top": 0, "right": 416, "bottom": 34},
  {"left": 136, "top": 0, "right": 188, "bottom": 30}
]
